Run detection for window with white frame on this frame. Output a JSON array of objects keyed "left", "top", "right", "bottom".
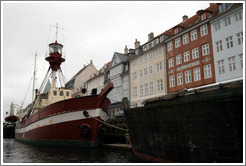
[
  {"left": 224, "top": 17, "right": 231, "bottom": 26},
  {"left": 144, "top": 83, "right": 149, "bottom": 94},
  {"left": 140, "top": 85, "right": 144, "bottom": 96},
  {"left": 177, "top": 72, "right": 183, "bottom": 85},
  {"left": 214, "top": 21, "right": 221, "bottom": 31},
  {"left": 237, "top": 32, "right": 243, "bottom": 45},
  {"left": 202, "top": 43, "right": 210, "bottom": 56},
  {"left": 139, "top": 69, "right": 143, "bottom": 78},
  {"left": 183, "top": 34, "right": 189, "bottom": 45},
  {"left": 149, "top": 82, "right": 154, "bottom": 93},
  {"left": 184, "top": 51, "right": 190, "bottom": 62},
  {"left": 169, "top": 75, "right": 175, "bottom": 87},
  {"left": 239, "top": 54, "right": 243, "bottom": 69},
  {"left": 200, "top": 24, "right": 208, "bottom": 37},
  {"left": 143, "top": 54, "right": 147, "bottom": 62},
  {"left": 217, "top": 60, "right": 225, "bottom": 74},
  {"left": 149, "top": 52, "right": 153, "bottom": 59},
  {"left": 192, "top": 47, "right": 199, "bottom": 59},
  {"left": 185, "top": 70, "right": 192, "bottom": 83},
  {"left": 190, "top": 29, "right": 197, "bottom": 41},
  {"left": 193, "top": 67, "right": 201, "bottom": 81},
  {"left": 144, "top": 68, "right": 148, "bottom": 76},
  {"left": 175, "top": 37, "right": 181, "bottom": 48},
  {"left": 174, "top": 28, "right": 179, "bottom": 34},
  {"left": 216, "top": 40, "right": 223, "bottom": 52},
  {"left": 235, "top": 12, "right": 242, "bottom": 22},
  {"left": 201, "top": 12, "right": 207, "bottom": 20},
  {"left": 149, "top": 66, "right": 153, "bottom": 74},
  {"left": 156, "top": 48, "right": 161, "bottom": 56},
  {"left": 157, "top": 79, "right": 163, "bottom": 91},
  {"left": 168, "top": 41, "right": 173, "bottom": 51},
  {"left": 133, "top": 86, "right": 137, "bottom": 97},
  {"left": 157, "top": 62, "right": 163, "bottom": 71},
  {"left": 226, "top": 36, "right": 233, "bottom": 49},
  {"left": 204, "top": 64, "right": 212, "bottom": 79},
  {"left": 169, "top": 58, "right": 174, "bottom": 68},
  {"left": 176, "top": 54, "right": 182, "bottom": 65},
  {"left": 228, "top": 56, "right": 236, "bottom": 72}
]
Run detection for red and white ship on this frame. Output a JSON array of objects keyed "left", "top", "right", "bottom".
[{"left": 15, "top": 27, "right": 113, "bottom": 147}]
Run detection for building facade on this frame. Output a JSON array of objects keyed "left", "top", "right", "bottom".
[
  {"left": 210, "top": 3, "right": 243, "bottom": 82},
  {"left": 105, "top": 49, "right": 132, "bottom": 118},
  {"left": 164, "top": 4, "right": 218, "bottom": 94},
  {"left": 129, "top": 33, "right": 169, "bottom": 107}
]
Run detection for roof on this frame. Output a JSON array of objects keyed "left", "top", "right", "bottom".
[
  {"left": 114, "top": 52, "right": 129, "bottom": 63},
  {"left": 86, "top": 61, "right": 111, "bottom": 82}
]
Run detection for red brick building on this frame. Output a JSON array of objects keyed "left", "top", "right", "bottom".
[{"left": 164, "top": 4, "right": 218, "bottom": 93}]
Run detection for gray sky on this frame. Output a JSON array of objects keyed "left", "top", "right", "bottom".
[{"left": 2, "top": 1, "right": 209, "bottom": 117}]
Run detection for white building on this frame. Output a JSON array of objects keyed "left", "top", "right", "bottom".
[{"left": 210, "top": 3, "right": 243, "bottom": 82}]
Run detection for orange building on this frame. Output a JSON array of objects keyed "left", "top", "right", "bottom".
[{"left": 164, "top": 4, "right": 218, "bottom": 93}]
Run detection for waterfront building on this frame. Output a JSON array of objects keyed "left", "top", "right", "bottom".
[
  {"left": 104, "top": 47, "right": 133, "bottom": 118},
  {"left": 85, "top": 62, "right": 111, "bottom": 95},
  {"left": 129, "top": 33, "right": 169, "bottom": 107},
  {"left": 210, "top": 3, "right": 243, "bottom": 82},
  {"left": 65, "top": 60, "right": 98, "bottom": 96},
  {"left": 164, "top": 4, "right": 218, "bottom": 94}
]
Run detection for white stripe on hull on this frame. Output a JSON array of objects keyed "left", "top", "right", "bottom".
[{"left": 16, "top": 108, "right": 107, "bottom": 134}]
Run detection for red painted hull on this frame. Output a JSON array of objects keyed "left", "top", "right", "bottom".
[{"left": 15, "top": 83, "right": 113, "bottom": 147}]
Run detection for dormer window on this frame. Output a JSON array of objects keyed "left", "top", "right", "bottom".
[
  {"left": 201, "top": 12, "right": 207, "bottom": 21},
  {"left": 218, "top": 3, "right": 232, "bottom": 13},
  {"left": 174, "top": 28, "right": 179, "bottom": 34}
]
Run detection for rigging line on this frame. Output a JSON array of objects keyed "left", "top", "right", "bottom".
[
  {"left": 88, "top": 114, "right": 128, "bottom": 132},
  {"left": 59, "top": 68, "right": 68, "bottom": 85},
  {"left": 39, "top": 67, "right": 51, "bottom": 93},
  {"left": 21, "top": 78, "right": 33, "bottom": 108}
]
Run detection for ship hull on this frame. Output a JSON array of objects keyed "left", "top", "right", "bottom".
[
  {"left": 15, "top": 83, "right": 113, "bottom": 148},
  {"left": 124, "top": 80, "right": 243, "bottom": 163}
]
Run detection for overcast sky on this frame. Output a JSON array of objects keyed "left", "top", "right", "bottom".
[{"left": 1, "top": 1, "right": 210, "bottom": 117}]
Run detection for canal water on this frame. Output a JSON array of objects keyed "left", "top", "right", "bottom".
[{"left": 3, "top": 139, "right": 144, "bottom": 163}]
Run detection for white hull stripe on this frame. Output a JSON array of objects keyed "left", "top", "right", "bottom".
[{"left": 16, "top": 108, "right": 107, "bottom": 134}]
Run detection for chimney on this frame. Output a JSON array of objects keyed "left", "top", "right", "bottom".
[
  {"left": 124, "top": 45, "right": 128, "bottom": 54},
  {"left": 90, "top": 60, "right": 93, "bottom": 64},
  {"left": 135, "top": 39, "right": 140, "bottom": 49},
  {"left": 148, "top": 32, "right": 154, "bottom": 41},
  {"left": 183, "top": 15, "right": 188, "bottom": 22}
]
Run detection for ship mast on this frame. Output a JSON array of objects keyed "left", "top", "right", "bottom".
[{"left": 32, "top": 52, "right": 37, "bottom": 103}]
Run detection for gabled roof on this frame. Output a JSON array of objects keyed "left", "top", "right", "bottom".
[
  {"left": 115, "top": 52, "right": 129, "bottom": 63},
  {"left": 86, "top": 61, "right": 111, "bottom": 82}
]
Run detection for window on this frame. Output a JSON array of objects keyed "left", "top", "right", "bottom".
[
  {"left": 133, "top": 60, "right": 137, "bottom": 66},
  {"left": 193, "top": 67, "right": 201, "bottom": 81},
  {"left": 60, "top": 91, "right": 64, "bottom": 96},
  {"left": 149, "top": 66, "right": 153, "bottom": 74},
  {"left": 235, "top": 12, "right": 242, "bottom": 21},
  {"left": 149, "top": 52, "right": 153, "bottom": 59},
  {"left": 177, "top": 73, "right": 183, "bottom": 85},
  {"left": 224, "top": 17, "right": 231, "bottom": 26},
  {"left": 200, "top": 24, "right": 208, "bottom": 37},
  {"left": 144, "top": 68, "right": 148, "bottom": 76},
  {"left": 169, "top": 75, "right": 175, "bottom": 87},
  {"left": 204, "top": 64, "right": 212, "bottom": 79},
  {"left": 156, "top": 48, "right": 161, "bottom": 56},
  {"left": 133, "top": 87, "right": 137, "bottom": 97},
  {"left": 66, "top": 92, "right": 70, "bottom": 97},
  {"left": 132, "top": 72, "right": 137, "bottom": 80},
  {"left": 201, "top": 12, "right": 207, "bottom": 20},
  {"left": 216, "top": 40, "right": 223, "bottom": 52},
  {"left": 226, "top": 36, "right": 233, "bottom": 49},
  {"left": 144, "top": 83, "right": 149, "bottom": 94},
  {"left": 139, "top": 56, "right": 142, "bottom": 64},
  {"left": 53, "top": 90, "right": 57, "bottom": 96},
  {"left": 185, "top": 70, "right": 192, "bottom": 83},
  {"left": 217, "top": 60, "right": 225, "bottom": 74},
  {"left": 168, "top": 41, "right": 173, "bottom": 51},
  {"left": 228, "top": 56, "right": 236, "bottom": 72},
  {"left": 157, "top": 62, "right": 163, "bottom": 71},
  {"left": 192, "top": 47, "right": 199, "bottom": 59},
  {"left": 218, "top": 3, "right": 232, "bottom": 12},
  {"left": 183, "top": 34, "right": 189, "bottom": 45},
  {"left": 184, "top": 51, "right": 190, "bottom": 62},
  {"left": 174, "top": 28, "right": 179, "bottom": 34},
  {"left": 169, "top": 58, "right": 174, "bottom": 68},
  {"left": 239, "top": 54, "right": 243, "bottom": 69},
  {"left": 176, "top": 54, "right": 182, "bottom": 65},
  {"left": 149, "top": 82, "right": 154, "bottom": 93},
  {"left": 191, "top": 29, "right": 197, "bottom": 41},
  {"left": 237, "top": 32, "right": 243, "bottom": 45},
  {"left": 157, "top": 79, "right": 163, "bottom": 91},
  {"left": 139, "top": 70, "right": 143, "bottom": 78},
  {"left": 143, "top": 54, "right": 147, "bottom": 62},
  {"left": 202, "top": 43, "right": 210, "bottom": 56},
  {"left": 214, "top": 22, "right": 221, "bottom": 31},
  {"left": 175, "top": 37, "right": 181, "bottom": 48},
  {"left": 140, "top": 85, "right": 144, "bottom": 96}
]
